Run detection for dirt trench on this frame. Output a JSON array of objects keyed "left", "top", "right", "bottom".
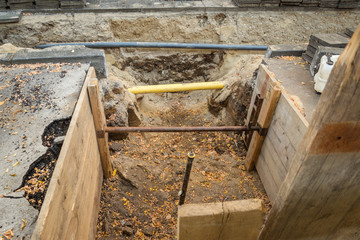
[{"left": 96, "top": 51, "right": 269, "bottom": 239}]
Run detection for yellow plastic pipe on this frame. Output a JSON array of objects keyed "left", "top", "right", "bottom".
[{"left": 127, "top": 81, "right": 225, "bottom": 94}]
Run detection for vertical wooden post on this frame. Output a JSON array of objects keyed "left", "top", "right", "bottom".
[
  {"left": 87, "top": 68, "right": 112, "bottom": 178},
  {"left": 259, "top": 25, "right": 360, "bottom": 239},
  {"left": 245, "top": 84, "right": 281, "bottom": 170}
]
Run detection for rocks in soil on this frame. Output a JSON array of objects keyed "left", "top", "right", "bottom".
[
  {"left": 109, "top": 142, "right": 123, "bottom": 152},
  {"left": 53, "top": 135, "right": 65, "bottom": 146},
  {"left": 208, "top": 77, "right": 255, "bottom": 125},
  {"left": 100, "top": 76, "right": 142, "bottom": 140},
  {"left": 122, "top": 226, "right": 133, "bottom": 236},
  {"left": 112, "top": 157, "right": 145, "bottom": 189},
  {"left": 143, "top": 226, "right": 155, "bottom": 236}
]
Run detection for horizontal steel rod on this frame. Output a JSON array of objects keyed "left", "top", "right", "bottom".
[{"left": 105, "top": 126, "right": 260, "bottom": 133}]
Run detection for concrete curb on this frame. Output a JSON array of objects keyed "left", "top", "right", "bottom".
[
  {"left": 0, "top": 47, "right": 107, "bottom": 78},
  {"left": 265, "top": 44, "right": 307, "bottom": 58}
]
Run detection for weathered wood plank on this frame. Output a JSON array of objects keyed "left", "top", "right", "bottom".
[
  {"left": 259, "top": 25, "right": 360, "bottom": 240},
  {"left": 256, "top": 134, "right": 287, "bottom": 203},
  {"left": 245, "top": 84, "right": 281, "bottom": 170},
  {"left": 274, "top": 94, "right": 308, "bottom": 149},
  {"left": 178, "top": 199, "right": 265, "bottom": 240},
  {"left": 263, "top": 137, "right": 287, "bottom": 187},
  {"left": 32, "top": 67, "right": 103, "bottom": 240},
  {"left": 267, "top": 119, "right": 296, "bottom": 171},
  {"left": 255, "top": 153, "right": 278, "bottom": 203},
  {"left": 88, "top": 76, "right": 112, "bottom": 178}
]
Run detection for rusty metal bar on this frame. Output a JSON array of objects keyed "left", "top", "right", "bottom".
[
  {"left": 179, "top": 151, "right": 195, "bottom": 205},
  {"left": 104, "top": 125, "right": 260, "bottom": 133}
]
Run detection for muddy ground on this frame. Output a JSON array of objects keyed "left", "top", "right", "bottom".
[{"left": 96, "top": 92, "right": 270, "bottom": 239}]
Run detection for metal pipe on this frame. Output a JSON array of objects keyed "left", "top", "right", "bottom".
[
  {"left": 105, "top": 126, "right": 260, "bottom": 133},
  {"left": 128, "top": 82, "right": 224, "bottom": 94},
  {"left": 179, "top": 151, "right": 195, "bottom": 205},
  {"left": 36, "top": 42, "right": 268, "bottom": 51}
]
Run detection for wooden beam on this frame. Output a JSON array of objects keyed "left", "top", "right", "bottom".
[
  {"left": 87, "top": 71, "right": 112, "bottom": 178},
  {"left": 32, "top": 66, "right": 103, "bottom": 240},
  {"left": 245, "top": 84, "right": 281, "bottom": 170},
  {"left": 178, "top": 199, "right": 265, "bottom": 240},
  {"left": 259, "top": 25, "right": 360, "bottom": 240}
]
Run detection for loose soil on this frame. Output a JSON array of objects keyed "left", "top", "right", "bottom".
[{"left": 96, "top": 92, "right": 270, "bottom": 239}]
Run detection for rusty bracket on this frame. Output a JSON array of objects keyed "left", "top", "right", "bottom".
[
  {"left": 96, "top": 130, "right": 105, "bottom": 138},
  {"left": 245, "top": 94, "right": 264, "bottom": 147},
  {"left": 257, "top": 124, "right": 268, "bottom": 137}
]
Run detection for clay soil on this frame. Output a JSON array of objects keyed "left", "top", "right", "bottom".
[{"left": 96, "top": 92, "right": 270, "bottom": 240}]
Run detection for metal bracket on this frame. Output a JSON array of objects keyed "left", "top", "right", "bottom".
[
  {"left": 257, "top": 124, "right": 268, "bottom": 137},
  {"left": 96, "top": 130, "right": 105, "bottom": 138},
  {"left": 245, "top": 94, "right": 264, "bottom": 147}
]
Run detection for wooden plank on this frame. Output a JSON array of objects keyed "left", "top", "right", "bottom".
[
  {"left": 32, "top": 67, "right": 103, "bottom": 240},
  {"left": 245, "top": 84, "right": 281, "bottom": 170},
  {"left": 259, "top": 25, "right": 360, "bottom": 240},
  {"left": 255, "top": 153, "right": 278, "bottom": 203},
  {"left": 275, "top": 94, "right": 308, "bottom": 148},
  {"left": 178, "top": 200, "right": 265, "bottom": 240},
  {"left": 88, "top": 76, "right": 112, "bottom": 178},
  {"left": 245, "top": 65, "right": 268, "bottom": 127},
  {"left": 267, "top": 119, "right": 296, "bottom": 171},
  {"left": 256, "top": 135, "right": 287, "bottom": 203},
  {"left": 262, "top": 137, "right": 287, "bottom": 188}
]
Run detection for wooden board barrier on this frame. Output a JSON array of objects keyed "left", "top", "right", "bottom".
[
  {"left": 178, "top": 199, "right": 265, "bottom": 240},
  {"left": 88, "top": 77, "right": 112, "bottom": 178},
  {"left": 32, "top": 67, "right": 103, "bottom": 240},
  {"left": 245, "top": 66, "right": 281, "bottom": 170},
  {"left": 259, "top": 25, "right": 360, "bottom": 240}
]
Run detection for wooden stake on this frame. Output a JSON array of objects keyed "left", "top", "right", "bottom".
[
  {"left": 87, "top": 69, "right": 112, "bottom": 178},
  {"left": 245, "top": 84, "right": 281, "bottom": 170}
]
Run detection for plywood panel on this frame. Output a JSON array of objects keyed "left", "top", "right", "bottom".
[{"left": 32, "top": 67, "right": 103, "bottom": 240}]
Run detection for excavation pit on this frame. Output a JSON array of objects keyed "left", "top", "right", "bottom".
[{"left": 96, "top": 50, "right": 270, "bottom": 239}]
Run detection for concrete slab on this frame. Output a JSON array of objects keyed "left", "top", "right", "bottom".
[
  {"left": 0, "top": 11, "right": 22, "bottom": 23},
  {"left": 265, "top": 44, "right": 307, "bottom": 58},
  {"left": 0, "top": 45, "right": 107, "bottom": 78},
  {"left": 178, "top": 199, "right": 265, "bottom": 240},
  {"left": 263, "top": 58, "right": 320, "bottom": 122},
  {"left": 13, "top": 46, "right": 107, "bottom": 77},
  {"left": 0, "top": 63, "right": 89, "bottom": 238}
]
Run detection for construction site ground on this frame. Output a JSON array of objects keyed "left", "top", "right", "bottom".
[{"left": 97, "top": 91, "right": 270, "bottom": 239}]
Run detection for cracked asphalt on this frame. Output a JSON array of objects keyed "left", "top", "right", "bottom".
[{"left": 0, "top": 62, "right": 89, "bottom": 239}]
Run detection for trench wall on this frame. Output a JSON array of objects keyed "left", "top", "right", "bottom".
[
  {"left": 0, "top": 11, "right": 359, "bottom": 47},
  {"left": 248, "top": 64, "right": 308, "bottom": 202},
  {"left": 31, "top": 67, "right": 103, "bottom": 239}
]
